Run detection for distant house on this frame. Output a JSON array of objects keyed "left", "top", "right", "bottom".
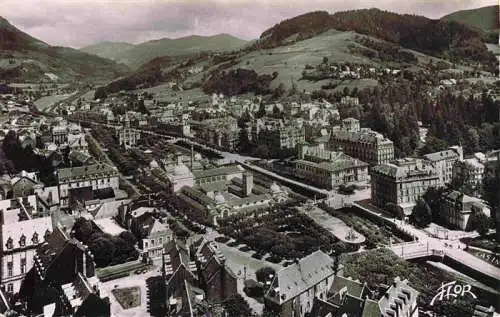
[
  {"left": 423, "top": 145, "right": 463, "bottom": 186},
  {"left": 68, "top": 186, "right": 116, "bottom": 212},
  {"left": 10, "top": 171, "right": 44, "bottom": 199},
  {"left": 68, "top": 150, "right": 95, "bottom": 167},
  {"left": 117, "top": 205, "right": 173, "bottom": 261}
]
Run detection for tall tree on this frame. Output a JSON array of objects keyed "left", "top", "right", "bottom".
[{"left": 409, "top": 199, "right": 432, "bottom": 228}]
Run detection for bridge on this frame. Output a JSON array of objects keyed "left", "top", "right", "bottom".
[
  {"left": 389, "top": 241, "right": 444, "bottom": 260},
  {"left": 354, "top": 202, "right": 500, "bottom": 288}
]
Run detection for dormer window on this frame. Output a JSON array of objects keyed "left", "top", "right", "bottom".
[
  {"left": 19, "top": 235, "right": 26, "bottom": 247},
  {"left": 6, "top": 237, "right": 13, "bottom": 250},
  {"left": 32, "top": 232, "right": 39, "bottom": 244}
]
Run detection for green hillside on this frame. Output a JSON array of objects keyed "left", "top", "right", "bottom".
[
  {"left": 0, "top": 16, "right": 129, "bottom": 82},
  {"left": 80, "top": 42, "right": 135, "bottom": 60},
  {"left": 441, "top": 5, "right": 499, "bottom": 31}
]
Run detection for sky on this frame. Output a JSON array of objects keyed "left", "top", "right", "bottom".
[{"left": 0, "top": 0, "right": 496, "bottom": 48}]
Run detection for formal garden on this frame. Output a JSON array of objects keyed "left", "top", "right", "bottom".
[{"left": 217, "top": 206, "right": 359, "bottom": 263}]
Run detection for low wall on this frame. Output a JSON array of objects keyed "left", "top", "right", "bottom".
[{"left": 352, "top": 204, "right": 414, "bottom": 242}]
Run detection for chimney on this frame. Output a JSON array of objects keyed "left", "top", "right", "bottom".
[
  {"left": 82, "top": 248, "right": 87, "bottom": 277},
  {"left": 242, "top": 172, "right": 253, "bottom": 197}
]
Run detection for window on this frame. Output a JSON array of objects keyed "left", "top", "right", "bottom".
[
  {"left": 7, "top": 284, "right": 13, "bottom": 293},
  {"left": 44, "top": 230, "right": 51, "bottom": 241},
  {"left": 7, "top": 262, "right": 13, "bottom": 277},
  {"left": 21, "top": 258, "right": 26, "bottom": 274},
  {"left": 19, "top": 235, "right": 26, "bottom": 247},
  {"left": 32, "top": 232, "right": 39, "bottom": 244},
  {"left": 5, "top": 237, "right": 13, "bottom": 250},
  {"left": 144, "top": 241, "right": 148, "bottom": 248}
]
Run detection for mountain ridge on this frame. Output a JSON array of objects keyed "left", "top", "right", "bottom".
[
  {"left": 441, "top": 5, "right": 499, "bottom": 31},
  {"left": 94, "top": 7, "right": 498, "bottom": 98},
  {"left": 255, "top": 8, "right": 496, "bottom": 67},
  {"left": 80, "top": 33, "right": 248, "bottom": 69},
  {"left": 0, "top": 16, "right": 129, "bottom": 82}
]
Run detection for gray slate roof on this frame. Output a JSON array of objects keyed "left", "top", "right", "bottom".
[
  {"left": 58, "top": 163, "right": 117, "bottom": 182},
  {"left": 269, "top": 250, "right": 335, "bottom": 304},
  {"left": 423, "top": 149, "right": 460, "bottom": 162}
]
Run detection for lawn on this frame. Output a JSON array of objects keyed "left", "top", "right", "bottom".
[
  {"left": 112, "top": 287, "right": 141, "bottom": 309},
  {"left": 33, "top": 93, "right": 75, "bottom": 111}
]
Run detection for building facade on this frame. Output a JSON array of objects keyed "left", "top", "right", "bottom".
[
  {"left": 191, "top": 118, "right": 239, "bottom": 151},
  {"left": 295, "top": 145, "right": 369, "bottom": 189},
  {"left": 371, "top": 158, "right": 439, "bottom": 215},
  {"left": 439, "top": 190, "right": 491, "bottom": 231},
  {"left": 116, "top": 127, "right": 141, "bottom": 149},
  {"left": 252, "top": 118, "right": 306, "bottom": 150},
  {"left": 264, "top": 251, "right": 336, "bottom": 317},
  {"left": 57, "top": 163, "right": 119, "bottom": 207},
  {"left": 329, "top": 118, "right": 394, "bottom": 166},
  {"left": 423, "top": 146, "right": 463, "bottom": 186},
  {"left": 1, "top": 217, "right": 53, "bottom": 295}
]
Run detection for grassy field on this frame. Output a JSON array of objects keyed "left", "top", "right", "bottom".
[
  {"left": 441, "top": 5, "right": 499, "bottom": 31},
  {"left": 136, "top": 84, "right": 210, "bottom": 103},
  {"left": 33, "top": 93, "right": 75, "bottom": 110},
  {"left": 230, "top": 30, "right": 375, "bottom": 92}
]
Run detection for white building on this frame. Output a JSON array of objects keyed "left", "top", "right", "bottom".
[
  {"left": 1, "top": 216, "right": 53, "bottom": 295},
  {"left": 142, "top": 219, "right": 173, "bottom": 260},
  {"left": 423, "top": 145, "right": 463, "bottom": 186}
]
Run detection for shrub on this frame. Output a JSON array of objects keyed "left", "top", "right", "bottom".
[
  {"left": 256, "top": 267, "right": 276, "bottom": 283},
  {"left": 214, "top": 236, "right": 230, "bottom": 243}
]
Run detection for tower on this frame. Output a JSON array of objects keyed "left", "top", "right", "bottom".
[
  {"left": 190, "top": 143, "right": 194, "bottom": 169},
  {"left": 242, "top": 172, "right": 254, "bottom": 197}
]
